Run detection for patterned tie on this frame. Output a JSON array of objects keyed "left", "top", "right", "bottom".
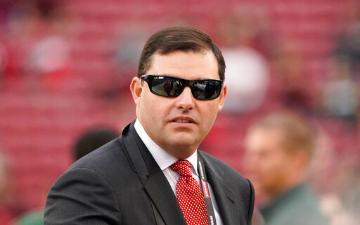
[{"left": 171, "top": 160, "right": 209, "bottom": 225}]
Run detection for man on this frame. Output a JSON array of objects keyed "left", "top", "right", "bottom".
[
  {"left": 243, "top": 112, "right": 328, "bottom": 225},
  {"left": 44, "top": 26, "right": 255, "bottom": 225}
]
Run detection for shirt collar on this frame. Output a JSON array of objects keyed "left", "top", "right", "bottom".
[{"left": 134, "top": 119, "right": 198, "bottom": 174}]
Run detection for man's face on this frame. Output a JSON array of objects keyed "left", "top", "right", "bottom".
[
  {"left": 131, "top": 50, "right": 227, "bottom": 159},
  {"left": 243, "top": 128, "right": 295, "bottom": 200}
]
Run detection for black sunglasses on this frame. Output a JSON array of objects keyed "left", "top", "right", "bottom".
[{"left": 140, "top": 75, "right": 223, "bottom": 100}]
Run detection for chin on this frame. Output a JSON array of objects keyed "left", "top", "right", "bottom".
[
  {"left": 170, "top": 139, "right": 198, "bottom": 157},
  {"left": 171, "top": 130, "right": 197, "bottom": 141}
]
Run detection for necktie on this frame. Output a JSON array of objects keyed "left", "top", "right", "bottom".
[{"left": 171, "top": 160, "right": 209, "bottom": 225}]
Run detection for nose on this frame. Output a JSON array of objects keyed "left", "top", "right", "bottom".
[{"left": 175, "top": 87, "right": 195, "bottom": 111}]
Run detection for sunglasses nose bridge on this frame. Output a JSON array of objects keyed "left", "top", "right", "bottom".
[
  {"left": 184, "top": 79, "right": 195, "bottom": 93},
  {"left": 181, "top": 86, "right": 193, "bottom": 97},
  {"left": 177, "top": 79, "right": 192, "bottom": 96},
  {"left": 176, "top": 84, "right": 196, "bottom": 107},
  {"left": 182, "top": 79, "right": 191, "bottom": 88}
]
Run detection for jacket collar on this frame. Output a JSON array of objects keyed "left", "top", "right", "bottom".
[{"left": 121, "top": 122, "right": 186, "bottom": 225}]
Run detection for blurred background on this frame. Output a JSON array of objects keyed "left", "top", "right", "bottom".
[{"left": 0, "top": 0, "right": 358, "bottom": 224}]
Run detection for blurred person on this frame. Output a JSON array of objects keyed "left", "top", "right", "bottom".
[
  {"left": 334, "top": 3, "right": 360, "bottom": 79},
  {"left": 321, "top": 58, "right": 359, "bottom": 124},
  {"left": 222, "top": 47, "right": 269, "bottom": 113},
  {"left": 0, "top": 0, "right": 68, "bottom": 90},
  {"left": 243, "top": 111, "right": 329, "bottom": 225},
  {"left": 25, "top": 1, "right": 71, "bottom": 91},
  {"left": 218, "top": 8, "right": 270, "bottom": 113},
  {"left": 16, "top": 126, "right": 118, "bottom": 225},
  {"left": 45, "top": 26, "right": 255, "bottom": 225},
  {"left": 72, "top": 127, "right": 118, "bottom": 160}
]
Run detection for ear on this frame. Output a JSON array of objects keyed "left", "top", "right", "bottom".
[
  {"left": 130, "top": 77, "right": 142, "bottom": 104},
  {"left": 218, "top": 84, "right": 228, "bottom": 111}
]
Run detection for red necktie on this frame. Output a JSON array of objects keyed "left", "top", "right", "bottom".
[{"left": 171, "top": 160, "right": 209, "bottom": 225}]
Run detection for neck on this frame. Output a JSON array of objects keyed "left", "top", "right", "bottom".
[{"left": 164, "top": 144, "right": 198, "bottom": 160}]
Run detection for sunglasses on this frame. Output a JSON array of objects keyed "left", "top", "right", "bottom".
[{"left": 140, "top": 75, "right": 223, "bottom": 100}]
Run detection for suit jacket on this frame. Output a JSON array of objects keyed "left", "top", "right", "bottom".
[{"left": 44, "top": 123, "right": 255, "bottom": 225}]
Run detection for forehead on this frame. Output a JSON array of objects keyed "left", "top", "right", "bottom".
[
  {"left": 245, "top": 128, "right": 286, "bottom": 153},
  {"left": 146, "top": 50, "right": 219, "bottom": 80}
]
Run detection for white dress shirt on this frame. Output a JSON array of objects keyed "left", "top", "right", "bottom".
[{"left": 134, "top": 120, "right": 223, "bottom": 225}]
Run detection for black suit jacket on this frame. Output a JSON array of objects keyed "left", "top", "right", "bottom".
[{"left": 44, "top": 123, "right": 255, "bottom": 225}]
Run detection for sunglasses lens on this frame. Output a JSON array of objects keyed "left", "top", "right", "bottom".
[
  {"left": 192, "top": 80, "right": 222, "bottom": 100},
  {"left": 143, "top": 75, "right": 222, "bottom": 100},
  {"left": 151, "top": 77, "right": 183, "bottom": 97}
]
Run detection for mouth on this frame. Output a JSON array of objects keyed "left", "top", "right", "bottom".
[{"left": 169, "top": 116, "right": 197, "bottom": 124}]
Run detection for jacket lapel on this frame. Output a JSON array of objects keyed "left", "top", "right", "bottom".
[
  {"left": 199, "top": 153, "right": 237, "bottom": 225},
  {"left": 121, "top": 123, "right": 186, "bottom": 225},
  {"left": 144, "top": 170, "right": 186, "bottom": 225}
]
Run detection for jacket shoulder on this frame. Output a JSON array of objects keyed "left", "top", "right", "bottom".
[
  {"left": 200, "top": 151, "right": 247, "bottom": 181},
  {"left": 70, "top": 137, "right": 127, "bottom": 172},
  {"left": 200, "top": 151, "right": 255, "bottom": 224}
]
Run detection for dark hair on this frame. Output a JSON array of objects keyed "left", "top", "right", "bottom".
[
  {"left": 138, "top": 26, "right": 226, "bottom": 81},
  {"left": 73, "top": 127, "right": 118, "bottom": 160}
]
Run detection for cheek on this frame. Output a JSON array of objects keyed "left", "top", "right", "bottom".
[
  {"left": 141, "top": 95, "right": 166, "bottom": 114},
  {"left": 263, "top": 157, "right": 290, "bottom": 185},
  {"left": 139, "top": 97, "right": 165, "bottom": 126},
  {"left": 264, "top": 158, "right": 283, "bottom": 173},
  {"left": 244, "top": 153, "right": 263, "bottom": 174},
  {"left": 199, "top": 105, "right": 219, "bottom": 128},
  {"left": 255, "top": 156, "right": 282, "bottom": 178}
]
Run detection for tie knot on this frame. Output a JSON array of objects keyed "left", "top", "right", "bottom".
[{"left": 170, "top": 160, "right": 193, "bottom": 177}]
